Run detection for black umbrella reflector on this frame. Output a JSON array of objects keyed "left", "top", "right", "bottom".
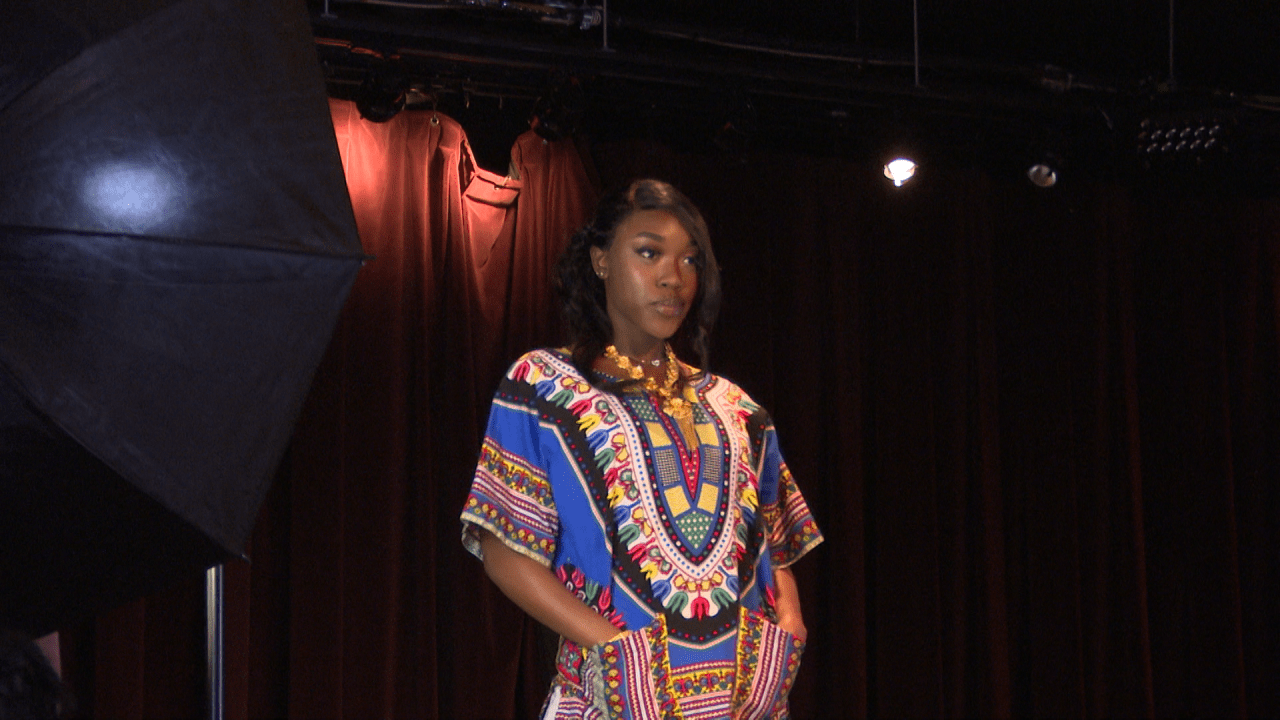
[
  {"left": 0, "top": 0, "right": 364, "bottom": 636},
  {"left": 1, "top": 373, "right": 228, "bottom": 638},
  {"left": 1, "top": 0, "right": 185, "bottom": 113},
  {"left": 0, "top": 0, "right": 357, "bottom": 254}
]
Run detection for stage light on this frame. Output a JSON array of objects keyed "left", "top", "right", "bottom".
[
  {"left": 1136, "top": 114, "right": 1230, "bottom": 163},
  {"left": 884, "top": 157, "right": 918, "bottom": 186},
  {"left": 1026, "top": 163, "right": 1057, "bottom": 187},
  {"left": 355, "top": 62, "right": 408, "bottom": 123}
]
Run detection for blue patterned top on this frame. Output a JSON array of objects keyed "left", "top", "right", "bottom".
[{"left": 462, "top": 348, "right": 822, "bottom": 719}]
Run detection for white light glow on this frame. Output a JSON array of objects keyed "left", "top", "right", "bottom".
[
  {"left": 884, "top": 158, "right": 917, "bottom": 186},
  {"left": 82, "top": 161, "right": 184, "bottom": 228}
]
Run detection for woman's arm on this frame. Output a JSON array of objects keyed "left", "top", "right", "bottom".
[
  {"left": 479, "top": 530, "right": 622, "bottom": 647},
  {"left": 772, "top": 565, "right": 808, "bottom": 641}
]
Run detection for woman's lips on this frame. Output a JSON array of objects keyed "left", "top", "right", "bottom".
[{"left": 652, "top": 299, "right": 687, "bottom": 317}]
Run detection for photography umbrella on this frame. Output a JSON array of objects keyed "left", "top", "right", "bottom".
[{"left": 0, "top": 0, "right": 364, "bottom": 636}]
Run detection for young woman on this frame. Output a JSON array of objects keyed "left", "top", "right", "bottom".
[{"left": 461, "top": 179, "right": 823, "bottom": 719}]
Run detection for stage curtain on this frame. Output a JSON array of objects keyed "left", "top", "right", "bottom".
[
  {"left": 61, "top": 121, "right": 1276, "bottom": 719},
  {"left": 266, "top": 100, "right": 595, "bottom": 720}
]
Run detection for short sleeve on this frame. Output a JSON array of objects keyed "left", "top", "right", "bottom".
[
  {"left": 757, "top": 427, "right": 823, "bottom": 569},
  {"left": 460, "top": 358, "right": 560, "bottom": 567}
]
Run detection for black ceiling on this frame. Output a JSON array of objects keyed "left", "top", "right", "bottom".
[
  {"left": 610, "top": 0, "right": 1277, "bottom": 94},
  {"left": 309, "top": 0, "right": 1280, "bottom": 186}
]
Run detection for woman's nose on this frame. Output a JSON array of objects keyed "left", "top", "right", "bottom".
[{"left": 657, "top": 259, "right": 685, "bottom": 287}]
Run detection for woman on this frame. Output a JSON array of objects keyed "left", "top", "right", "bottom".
[{"left": 461, "top": 179, "right": 822, "bottom": 719}]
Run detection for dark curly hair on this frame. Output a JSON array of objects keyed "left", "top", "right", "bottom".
[{"left": 554, "top": 178, "right": 721, "bottom": 380}]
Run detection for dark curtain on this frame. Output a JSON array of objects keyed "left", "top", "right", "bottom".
[
  {"left": 588, "top": 146, "right": 1278, "bottom": 719},
  {"left": 62, "top": 110, "right": 1277, "bottom": 719}
]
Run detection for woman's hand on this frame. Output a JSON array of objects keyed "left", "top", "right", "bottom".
[
  {"left": 479, "top": 530, "right": 622, "bottom": 647},
  {"left": 772, "top": 565, "right": 808, "bottom": 641}
]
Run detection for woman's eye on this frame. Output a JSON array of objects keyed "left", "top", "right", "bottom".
[{"left": 637, "top": 247, "right": 656, "bottom": 259}]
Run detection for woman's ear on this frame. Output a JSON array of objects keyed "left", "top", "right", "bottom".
[{"left": 589, "top": 245, "right": 607, "bottom": 279}]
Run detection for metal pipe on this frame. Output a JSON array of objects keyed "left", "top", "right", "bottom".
[
  {"left": 913, "top": 0, "right": 920, "bottom": 87},
  {"left": 206, "top": 565, "right": 224, "bottom": 720}
]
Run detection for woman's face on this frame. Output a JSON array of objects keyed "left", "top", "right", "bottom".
[{"left": 590, "top": 209, "right": 699, "bottom": 358}]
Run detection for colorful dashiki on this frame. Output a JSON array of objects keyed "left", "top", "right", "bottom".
[{"left": 461, "top": 348, "right": 823, "bottom": 720}]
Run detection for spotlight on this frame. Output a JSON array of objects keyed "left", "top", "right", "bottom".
[
  {"left": 884, "top": 157, "right": 918, "bottom": 186},
  {"left": 1026, "top": 163, "right": 1057, "bottom": 187},
  {"left": 1135, "top": 112, "right": 1233, "bottom": 168},
  {"left": 355, "top": 61, "right": 408, "bottom": 123}
]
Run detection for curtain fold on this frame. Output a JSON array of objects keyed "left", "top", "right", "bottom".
[
  {"left": 60, "top": 117, "right": 1278, "bottom": 720},
  {"left": 274, "top": 100, "right": 595, "bottom": 719}
]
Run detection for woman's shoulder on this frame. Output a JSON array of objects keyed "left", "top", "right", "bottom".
[
  {"left": 693, "top": 368, "right": 771, "bottom": 419},
  {"left": 689, "top": 365, "right": 741, "bottom": 393},
  {"left": 503, "top": 347, "right": 584, "bottom": 383},
  {"left": 512, "top": 346, "right": 572, "bottom": 364}
]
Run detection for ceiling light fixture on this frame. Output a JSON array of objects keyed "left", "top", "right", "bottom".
[
  {"left": 884, "top": 157, "right": 918, "bottom": 186},
  {"left": 1026, "top": 162, "right": 1058, "bottom": 188},
  {"left": 1136, "top": 113, "right": 1232, "bottom": 167},
  {"left": 355, "top": 60, "right": 408, "bottom": 123}
]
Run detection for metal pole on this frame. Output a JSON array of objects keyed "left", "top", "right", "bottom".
[
  {"left": 912, "top": 0, "right": 920, "bottom": 87},
  {"left": 206, "top": 565, "right": 224, "bottom": 720}
]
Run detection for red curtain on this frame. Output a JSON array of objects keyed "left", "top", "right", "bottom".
[
  {"left": 277, "top": 100, "right": 596, "bottom": 720},
  {"left": 61, "top": 111, "right": 1278, "bottom": 719}
]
